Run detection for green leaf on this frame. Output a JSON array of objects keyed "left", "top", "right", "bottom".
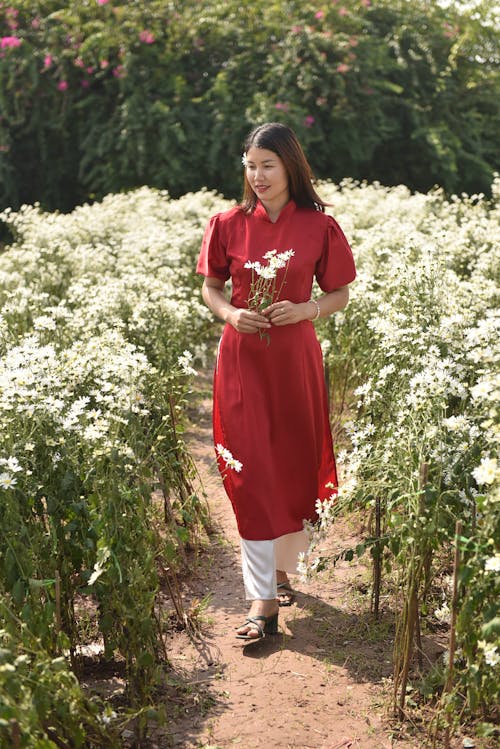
[
  {"left": 373, "top": 80, "right": 404, "bottom": 95},
  {"left": 137, "top": 651, "right": 154, "bottom": 668},
  {"left": 481, "top": 617, "right": 500, "bottom": 638},
  {"left": 11, "top": 578, "right": 25, "bottom": 606},
  {"left": 175, "top": 525, "right": 190, "bottom": 543}
]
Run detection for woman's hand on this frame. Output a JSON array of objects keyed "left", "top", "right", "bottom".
[
  {"left": 228, "top": 308, "right": 272, "bottom": 334},
  {"left": 202, "top": 278, "right": 271, "bottom": 334},
  {"left": 263, "top": 300, "right": 312, "bottom": 326},
  {"left": 264, "top": 289, "right": 350, "bottom": 326}
]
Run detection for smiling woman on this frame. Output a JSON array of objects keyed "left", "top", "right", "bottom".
[
  {"left": 197, "top": 122, "right": 356, "bottom": 643},
  {"left": 243, "top": 148, "right": 289, "bottom": 222}
]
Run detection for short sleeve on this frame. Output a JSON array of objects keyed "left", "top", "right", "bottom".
[
  {"left": 315, "top": 215, "right": 356, "bottom": 292},
  {"left": 196, "top": 214, "right": 230, "bottom": 281}
]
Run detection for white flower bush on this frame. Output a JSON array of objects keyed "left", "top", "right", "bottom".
[
  {"left": 0, "top": 186, "right": 227, "bottom": 701},
  {"left": 313, "top": 177, "right": 500, "bottom": 718}
]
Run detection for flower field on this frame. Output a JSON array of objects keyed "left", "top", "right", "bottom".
[{"left": 0, "top": 180, "right": 498, "bottom": 744}]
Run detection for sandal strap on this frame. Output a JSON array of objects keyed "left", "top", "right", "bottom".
[{"left": 244, "top": 616, "right": 265, "bottom": 636}]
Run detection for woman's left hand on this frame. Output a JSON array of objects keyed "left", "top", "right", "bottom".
[{"left": 263, "top": 300, "right": 310, "bottom": 326}]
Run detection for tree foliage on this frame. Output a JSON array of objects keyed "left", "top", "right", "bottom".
[{"left": 0, "top": 0, "right": 498, "bottom": 210}]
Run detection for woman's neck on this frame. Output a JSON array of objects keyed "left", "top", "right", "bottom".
[{"left": 261, "top": 194, "right": 290, "bottom": 223}]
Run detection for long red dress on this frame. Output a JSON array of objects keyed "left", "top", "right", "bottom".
[{"left": 197, "top": 199, "right": 356, "bottom": 542}]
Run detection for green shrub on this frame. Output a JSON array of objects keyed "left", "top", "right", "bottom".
[
  {"left": 0, "top": 622, "right": 119, "bottom": 748},
  {"left": 0, "top": 187, "right": 224, "bottom": 713}
]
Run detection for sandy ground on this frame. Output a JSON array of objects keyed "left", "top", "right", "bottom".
[{"left": 160, "top": 370, "right": 428, "bottom": 749}]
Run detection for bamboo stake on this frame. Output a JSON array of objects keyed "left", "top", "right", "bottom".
[
  {"left": 152, "top": 460, "right": 188, "bottom": 564},
  {"left": 55, "top": 569, "right": 62, "bottom": 635},
  {"left": 443, "top": 520, "right": 462, "bottom": 749},
  {"left": 372, "top": 496, "right": 382, "bottom": 620},
  {"left": 415, "top": 461, "right": 429, "bottom": 670},
  {"left": 153, "top": 461, "right": 175, "bottom": 527},
  {"left": 338, "top": 357, "right": 351, "bottom": 419},
  {"left": 11, "top": 719, "right": 20, "bottom": 749},
  {"left": 419, "top": 462, "right": 429, "bottom": 492},
  {"left": 393, "top": 578, "right": 404, "bottom": 715},
  {"left": 324, "top": 360, "right": 331, "bottom": 411},
  {"left": 415, "top": 607, "right": 424, "bottom": 671},
  {"left": 168, "top": 394, "right": 194, "bottom": 503},
  {"left": 159, "top": 562, "right": 191, "bottom": 633},
  {"left": 398, "top": 577, "right": 418, "bottom": 719}
]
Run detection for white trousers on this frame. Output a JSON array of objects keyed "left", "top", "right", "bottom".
[{"left": 240, "top": 530, "right": 309, "bottom": 600}]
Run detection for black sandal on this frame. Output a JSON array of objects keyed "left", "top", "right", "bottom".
[
  {"left": 276, "top": 582, "right": 295, "bottom": 607},
  {"left": 235, "top": 613, "right": 279, "bottom": 641}
]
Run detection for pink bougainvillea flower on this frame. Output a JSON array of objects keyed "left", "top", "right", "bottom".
[
  {"left": 97, "top": 0, "right": 109, "bottom": 5},
  {"left": 43, "top": 54, "right": 53, "bottom": 68},
  {"left": 57, "top": 80, "right": 68, "bottom": 91},
  {"left": 360, "top": 0, "right": 371, "bottom": 6},
  {"left": 139, "top": 30, "right": 155, "bottom": 44},
  {"left": 100, "top": 59, "right": 109, "bottom": 68},
  {"left": 112, "top": 64, "right": 125, "bottom": 78},
  {"left": 275, "top": 102, "right": 289, "bottom": 112},
  {"left": 304, "top": 115, "right": 315, "bottom": 127},
  {"left": 315, "top": 11, "right": 325, "bottom": 20},
  {"left": 337, "top": 63, "right": 350, "bottom": 73},
  {"left": 74, "top": 56, "right": 85, "bottom": 68},
  {"left": 338, "top": 6, "right": 348, "bottom": 16},
  {"left": 1, "top": 36, "right": 22, "bottom": 49},
  {"left": 6, "top": 7, "right": 19, "bottom": 29},
  {"left": 349, "top": 36, "right": 359, "bottom": 47},
  {"left": 291, "top": 25, "right": 303, "bottom": 33},
  {"left": 86, "top": 66, "right": 94, "bottom": 74},
  {"left": 81, "top": 79, "right": 90, "bottom": 88}
]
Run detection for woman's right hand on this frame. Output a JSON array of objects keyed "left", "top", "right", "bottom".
[
  {"left": 201, "top": 279, "right": 271, "bottom": 334},
  {"left": 228, "top": 308, "right": 272, "bottom": 334}
]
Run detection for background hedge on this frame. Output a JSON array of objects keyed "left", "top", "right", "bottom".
[{"left": 0, "top": 0, "right": 499, "bottom": 211}]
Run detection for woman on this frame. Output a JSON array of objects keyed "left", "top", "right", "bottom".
[{"left": 197, "top": 122, "right": 356, "bottom": 642}]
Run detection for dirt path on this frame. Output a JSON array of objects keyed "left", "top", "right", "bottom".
[{"left": 164, "top": 369, "right": 423, "bottom": 749}]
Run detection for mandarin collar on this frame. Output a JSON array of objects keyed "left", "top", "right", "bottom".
[{"left": 254, "top": 199, "right": 296, "bottom": 223}]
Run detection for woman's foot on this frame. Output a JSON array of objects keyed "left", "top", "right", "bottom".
[
  {"left": 235, "top": 599, "right": 279, "bottom": 640},
  {"left": 276, "top": 570, "right": 295, "bottom": 606}
]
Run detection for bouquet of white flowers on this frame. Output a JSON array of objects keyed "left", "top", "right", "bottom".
[{"left": 244, "top": 249, "right": 294, "bottom": 342}]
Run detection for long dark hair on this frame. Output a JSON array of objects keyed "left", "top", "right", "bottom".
[{"left": 240, "top": 122, "right": 328, "bottom": 214}]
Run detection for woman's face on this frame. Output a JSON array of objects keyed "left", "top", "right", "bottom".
[{"left": 245, "top": 146, "right": 290, "bottom": 207}]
